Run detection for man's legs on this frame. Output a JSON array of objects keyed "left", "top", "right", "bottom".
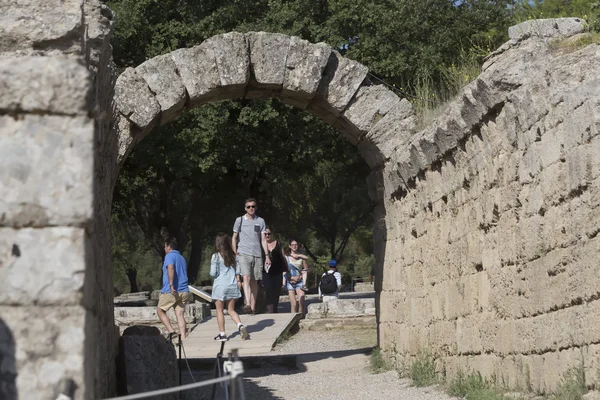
[
  {"left": 157, "top": 306, "right": 175, "bottom": 334},
  {"left": 174, "top": 306, "right": 187, "bottom": 340},
  {"left": 157, "top": 293, "right": 176, "bottom": 336},
  {"left": 249, "top": 278, "right": 258, "bottom": 311},
  {"left": 238, "top": 254, "right": 254, "bottom": 310},
  {"left": 243, "top": 275, "right": 252, "bottom": 308}
]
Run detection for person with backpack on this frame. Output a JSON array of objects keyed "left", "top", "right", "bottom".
[
  {"left": 319, "top": 260, "right": 342, "bottom": 300},
  {"left": 232, "top": 198, "right": 269, "bottom": 315},
  {"left": 210, "top": 232, "right": 249, "bottom": 342}
]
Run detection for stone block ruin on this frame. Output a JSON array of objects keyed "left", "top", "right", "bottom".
[{"left": 0, "top": 2, "right": 599, "bottom": 397}]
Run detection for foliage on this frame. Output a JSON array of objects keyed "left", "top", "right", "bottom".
[
  {"left": 410, "top": 352, "right": 438, "bottom": 387},
  {"left": 550, "top": 360, "right": 587, "bottom": 400},
  {"left": 106, "top": 0, "right": 536, "bottom": 292},
  {"left": 447, "top": 371, "right": 507, "bottom": 400},
  {"left": 370, "top": 347, "right": 390, "bottom": 374}
]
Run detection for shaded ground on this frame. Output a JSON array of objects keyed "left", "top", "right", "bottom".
[{"left": 181, "top": 326, "right": 455, "bottom": 400}]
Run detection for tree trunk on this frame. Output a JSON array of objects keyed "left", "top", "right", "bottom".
[
  {"left": 125, "top": 267, "right": 139, "bottom": 293},
  {"left": 187, "top": 229, "right": 203, "bottom": 284}
]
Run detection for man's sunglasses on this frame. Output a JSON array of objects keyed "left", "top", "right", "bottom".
[{"left": 245, "top": 205, "right": 256, "bottom": 209}]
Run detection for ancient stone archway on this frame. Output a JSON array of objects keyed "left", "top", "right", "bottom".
[
  {"left": 4, "top": 3, "right": 600, "bottom": 396},
  {"left": 111, "top": 32, "right": 413, "bottom": 350}
]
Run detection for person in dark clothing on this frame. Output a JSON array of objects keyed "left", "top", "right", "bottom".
[{"left": 263, "top": 227, "right": 287, "bottom": 313}]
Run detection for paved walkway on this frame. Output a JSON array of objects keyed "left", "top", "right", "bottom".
[{"left": 183, "top": 312, "right": 301, "bottom": 358}]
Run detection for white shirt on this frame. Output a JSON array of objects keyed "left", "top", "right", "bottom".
[{"left": 318, "top": 270, "right": 342, "bottom": 297}]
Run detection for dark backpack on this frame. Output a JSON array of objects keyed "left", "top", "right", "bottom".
[{"left": 320, "top": 272, "right": 338, "bottom": 294}]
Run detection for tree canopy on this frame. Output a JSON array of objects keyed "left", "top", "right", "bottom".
[{"left": 108, "top": 0, "right": 596, "bottom": 293}]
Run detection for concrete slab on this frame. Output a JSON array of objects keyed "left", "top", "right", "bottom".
[{"left": 182, "top": 312, "right": 301, "bottom": 358}]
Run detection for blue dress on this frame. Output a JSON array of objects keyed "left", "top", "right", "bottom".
[{"left": 210, "top": 253, "right": 241, "bottom": 301}]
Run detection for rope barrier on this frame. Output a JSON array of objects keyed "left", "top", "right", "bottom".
[
  {"left": 179, "top": 339, "right": 196, "bottom": 383},
  {"left": 100, "top": 374, "right": 235, "bottom": 400}
]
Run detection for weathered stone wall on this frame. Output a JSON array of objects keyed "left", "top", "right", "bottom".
[
  {"left": 379, "top": 25, "right": 600, "bottom": 392},
  {"left": 0, "top": 1, "right": 118, "bottom": 398}
]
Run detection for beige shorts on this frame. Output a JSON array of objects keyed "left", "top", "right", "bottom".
[
  {"left": 158, "top": 292, "right": 190, "bottom": 311},
  {"left": 238, "top": 253, "right": 263, "bottom": 281}
]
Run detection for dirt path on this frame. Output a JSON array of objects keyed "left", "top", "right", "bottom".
[{"left": 237, "top": 327, "right": 456, "bottom": 400}]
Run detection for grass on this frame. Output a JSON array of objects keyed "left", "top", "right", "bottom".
[
  {"left": 548, "top": 32, "right": 600, "bottom": 54},
  {"left": 549, "top": 360, "right": 587, "bottom": 400},
  {"left": 369, "top": 346, "right": 390, "bottom": 374},
  {"left": 447, "top": 371, "right": 508, "bottom": 400},
  {"left": 410, "top": 351, "right": 439, "bottom": 387},
  {"left": 412, "top": 45, "right": 488, "bottom": 130}
]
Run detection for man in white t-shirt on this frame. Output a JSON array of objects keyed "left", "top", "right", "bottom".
[
  {"left": 318, "top": 260, "right": 342, "bottom": 300},
  {"left": 232, "top": 198, "right": 269, "bottom": 314}
]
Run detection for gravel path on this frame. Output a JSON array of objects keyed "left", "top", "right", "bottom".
[{"left": 239, "top": 328, "right": 457, "bottom": 400}]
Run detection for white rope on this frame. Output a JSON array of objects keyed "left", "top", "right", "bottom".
[{"left": 100, "top": 374, "right": 237, "bottom": 400}]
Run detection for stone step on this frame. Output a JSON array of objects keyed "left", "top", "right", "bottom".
[{"left": 306, "top": 297, "right": 376, "bottom": 319}]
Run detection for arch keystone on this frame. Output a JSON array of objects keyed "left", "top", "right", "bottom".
[
  {"left": 135, "top": 54, "right": 187, "bottom": 124},
  {"left": 246, "top": 32, "right": 291, "bottom": 99},
  {"left": 204, "top": 32, "right": 249, "bottom": 99}
]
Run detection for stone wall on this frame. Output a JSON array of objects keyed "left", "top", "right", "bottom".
[
  {"left": 0, "top": 1, "right": 118, "bottom": 399},
  {"left": 2, "top": 5, "right": 598, "bottom": 397},
  {"left": 379, "top": 23, "right": 600, "bottom": 392}
]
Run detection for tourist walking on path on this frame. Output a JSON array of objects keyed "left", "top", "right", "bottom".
[
  {"left": 319, "top": 260, "right": 343, "bottom": 300},
  {"left": 157, "top": 237, "right": 190, "bottom": 341},
  {"left": 288, "top": 241, "right": 310, "bottom": 292},
  {"left": 263, "top": 227, "right": 288, "bottom": 313},
  {"left": 210, "top": 233, "right": 248, "bottom": 341},
  {"left": 285, "top": 239, "right": 309, "bottom": 315},
  {"left": 232, "top": 198, "right": 269, "bottom": 315}
]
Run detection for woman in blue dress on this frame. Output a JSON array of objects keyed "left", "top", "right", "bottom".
[{"left": 210, "top": 232, "right": 249, "bottom": 341}]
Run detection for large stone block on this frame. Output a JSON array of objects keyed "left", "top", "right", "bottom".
[
  {"left": 0, "top": 227, "right": 88, "bottom": 306},
  {"left": 203, "top": 32, "right": 249, "bottom": 99},
  {"left": 508, "top": 18, "right": 586, "bottom": 40},
  {"left": 0, "top": 115, "right": 94, "bottom": 227},
  {"left": 246, "top": 32, "right": 290, "bottom": 99},
  {"left": 170, "top": 44, "right": 221, "bottom": 106},
  {"left": 114, "top": 67, "right": 161, "bottom": 130},
  {"left": 0, "top": 0, "right": 83, "bottom": 53},
  {"left": 308, "top": 50, "right": 368, "bottom": 124},
  {"left": 363, "top": 99, "right": 416, "bottom": 164},
  {"left": 0, "top": 56, "right": 91, "bottom": 115},
  {"left": 281, "top": 37, "right": 331, "bottom": 108},
  {"left": 0, "top": 306, "right": 87, "bottom": 400},
  {"left": 136, "top": 54, "right": 187, "bottom": 124},
  {"left": 336, "top": 85, "right": 400, "bottom": 144},
  {"left": 119, "top": 327, "right": 177, "bottom": 399}
]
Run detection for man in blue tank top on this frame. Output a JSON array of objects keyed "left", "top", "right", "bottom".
[{"left": 156, "top": 237, "right": 190, "bottom": 340}]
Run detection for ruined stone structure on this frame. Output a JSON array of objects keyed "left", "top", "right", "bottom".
[
  {"left": 0, "top": 1, "right": 118, "bottom": 398},
  {"left": 0, "top": 2, "right": 598, "bottom": 397},
  {"left": 379, "top": 23, "right": 600, "bottom": 391}
]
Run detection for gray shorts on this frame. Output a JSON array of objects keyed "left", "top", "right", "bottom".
[{"left": 238, "top": 253, "right": 263, "bottom": 281}]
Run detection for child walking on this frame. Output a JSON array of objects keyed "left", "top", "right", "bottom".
[{"left": 210, "top": 232, "right": 249, "bottom": 341}]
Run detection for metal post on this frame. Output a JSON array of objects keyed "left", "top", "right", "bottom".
[
  {"left": 228, "top": 352, "right": 236, "bottom": 400},
  {"left": 178, "top": 335, "right": 182, "bottom": 400}
]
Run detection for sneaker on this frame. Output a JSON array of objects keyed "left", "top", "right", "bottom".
[
  {"left": 214, "top": 333, "right": 228, "bottom": 342},
  {"left": 300, "top": 285, "right": 309, "bottom": 292},
  {"left": 239, "top": 325, "right": 249, "bottom": 340}
]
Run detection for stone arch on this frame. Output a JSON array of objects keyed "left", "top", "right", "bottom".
[{"left": 113, "top": 31, "right": 416, "bottom": 179}]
